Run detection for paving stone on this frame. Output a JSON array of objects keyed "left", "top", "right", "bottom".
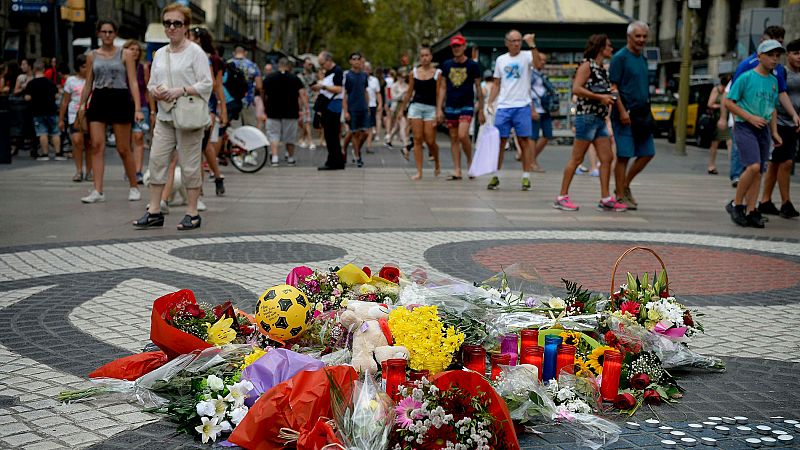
[
  {"left": 23, "top": 440, "right": 66, "bottom": 450},
  {"left": 0, "top": 421, "right": 31, "bottom": 437},
  {"left": 1, "top": 432, "right": 43, "bottom": 447}
]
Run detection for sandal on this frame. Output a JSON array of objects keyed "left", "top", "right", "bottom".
[
  {"left": 707, "top": 168, "right": 718, "bottom": 175},
  {"left": 447, "top": 175, "right": 463, "bottom": 180},
  {"left": 133, "top": 212, "right": 164, "bottom": 229},
  {"left": 401, "top": 147, "right": 410, "bottom": 161},
  {"left": 177, "top": 214, "right": 201, "bottom": 231},
  {"left": 72, "top": 172, "right": 83, "bottom": 182}
]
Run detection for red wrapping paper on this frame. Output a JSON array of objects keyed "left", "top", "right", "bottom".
[
  {"left": 150, "top": 289, "right": 212, "bottom": 359},
  {"left": 88, "top": 351, "right": 168, "bottom": 380},
  {"left": 432, "top": 370, "right": 520, "bottom": 450},
  {"left": 228, "top": 365, "right": 358, "bottom": 450}
]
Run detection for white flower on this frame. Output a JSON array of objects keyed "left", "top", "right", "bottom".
[
  {"left": 207, "top": 374, "right": 225, "bottom": 392},
  {"left": 211, "top": 395, "right": 228, "bottom": 418},
  {"left": 195, "top": 416, "right": 223, "bottom": 443},
  {"left": 195, "top": 400, "right": 216, "bottom": 417},
  {"left": 219, "top": 420, "right": 232, "bottom": 433},
  {"left": 229, "top": 406, "right": 249, "bottom": 425},
  {"left": 548, "top": 297, "right": 566, "bottom": 309},
  {"left": 225, "top": 380, "right": 254, "bottom": 407},
  {"left": 556, "top": 386, "right": 575, "bottom": 402}
]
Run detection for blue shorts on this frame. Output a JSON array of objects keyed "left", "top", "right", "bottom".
[
  {"left": 495, "top": 105, "right": 532, "bottom": 138},
  {"left": 532, "top": 112, "right": 554, "bottom": 139},
  {"left": 33, "top": 115, "right": 59, "bottom": 137},
  {"left": 349, "top": 109, "right": 370, "bottom": 131},
  {"left": 407, "top": 102, "right": 436, "bottom": 121},
  {"left": 574, "top": 114, "right": 609, "bottom": 141},
  {"left": 734, "top": 122, "right": 771, "bottom": 170},
  {"left": 132, "top": 106, "right": 150, "bottom": 133},
  {"left": 444, "top": 105, "right": 474, "bottom": 127},
  {"left": 612, "top": 119, "right": 655, "bottom": 158},
  {"left": 368, "top": 107, "right": 377, "bottom": 128}
]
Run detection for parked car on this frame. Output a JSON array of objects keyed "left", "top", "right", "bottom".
[
  {"left": 667, "top": 81, "right": 715, "bottom": 147},
  {"left": 650, "top": 93, "right": 675, "bottom": 137}
]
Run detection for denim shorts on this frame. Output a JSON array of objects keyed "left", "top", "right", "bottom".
[
  {"left": 532, "top": 112, "right": 554, "bottom": 139},
  {"left": 612, "top": 119, "right": 655, "bottom": 158},
  {"left": 573, "top": 114, "right": 608, "bottom": 141},
  {"left": 407, "top": 102, "right": 436, "bottom": 121},
  {"left": 132, "top": 106, "right": 150, "bottom": 133},
  {"left": 33, "top": 115, "right": 59, "bottom": 137},
  {"left": 495, "top": 105, "right": 532, "bottom": 138},
  {"left": 348, "top": 109, "right": 370, "bottom": 131}
]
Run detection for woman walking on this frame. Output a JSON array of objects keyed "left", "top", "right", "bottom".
[
  {"left": 705, "top": 74, "right": 732, "bottom": 175},
  {"left": 77, "top": 19, "right": 143, "bottom": 203},
  {"left": 553, "top": 34, "right": 627, "bottom": 212},
  {"left": 123, "top": 39, "right": 153, "bottom": 185},
  {"left": 59, "top": 54, "right": 92, "bottom": 182},
  {"left": 404, "top": 45, "right": 441, "bottom": 180},
  {"left": 133, "top": 2, "right": 212, "bottom": 230}
]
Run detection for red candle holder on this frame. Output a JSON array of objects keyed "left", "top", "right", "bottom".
[
  {"left": 462, "top": 345, "right": 486, "bottom": 376},
  {"left": 520, "top": 345, "right": 544, "bottom": 380},
  {"left": 490, "top": 352, "right": 511, "bottom": 380},
  {"left": 520, "top": 329, "right": 539, "bottom": 353},
  {"left": 556, "top": 344, "right": 576, "bottom": 378},
  {"left": 409, "top": 369, "right": 429, "bottom": 381},
  {"left": 385, "top": 358, "right": 407, "bottom": 401},
  {"left": 600, "top": 350, "right": 623, "bottom": 401}
]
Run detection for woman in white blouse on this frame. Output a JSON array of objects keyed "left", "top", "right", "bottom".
[{"left": 134, "top": 2, "right": 213, "bottom": 230}]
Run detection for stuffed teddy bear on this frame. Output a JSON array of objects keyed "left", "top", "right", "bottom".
[{"left": 339, "top": 300, "right": 408, "bottom": 373}]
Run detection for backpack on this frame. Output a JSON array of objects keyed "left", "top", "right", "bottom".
[
  {"left": 224, "top": 61, "right": 248, "bottom": 101},
  {"left": 540, "top": 75, "right": 560, "bottom": 114}
]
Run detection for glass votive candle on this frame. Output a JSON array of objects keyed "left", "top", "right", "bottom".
[
  {"left": 542, "top": 335, "right": 562, "bottom": 382},
  {"left": 462, "top": 344, "right": 486, "bottom": 375},
  {"left": 409, "top": 369, "right": 429, "bottom": 381},
  {"left": 600, "top": 350, "right": 623, "bottom": 401},
  {"left": 490, "top": 352, "right": 511, "bottom": 380},
  {"left": 500, "top": 333, "right": 519, "bottom": 366},
  {"left": 380, "top": 360, "right": 388, "bottom": 390},
  {"left": 385, "top": 358, "right": 407, "bottom": 401},
  {"left": 556, "top": 344, "right": 576, "bottom": 378},
  {"left": 520, "top": 345, "right": 544, "bottom": 380},
  {"left": 520, "top": 329, "right": 539, "bottom": 352}
]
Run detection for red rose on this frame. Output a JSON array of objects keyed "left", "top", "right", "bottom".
[
  {"left": 613, "top": 393, "right": 636, "bottom": 409},
  {"left": 659, "top": 290, "right": 669, "bottom": 298},
  {"left": 184, "top": 302, "right": 205, "bottom": 319},
  {"left": 362, "top": 266, "right": 371, "bottom": 277},
  {"left": 378, "top": 265, "right": 400, "bottom": 283},
  {"left": 683, "top": 311, "right": 694, "bottom": 327},
  {"left": 643, "top": 389, "right": 661, "bottom": 405},
  {"left": 629, "top": 373, "right": 651, "bottom": 390},
  {"left": 604, "top": 331, "right": 619, "bottom": 348}
]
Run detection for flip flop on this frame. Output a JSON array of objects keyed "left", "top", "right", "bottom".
[{"left": 447, "top": 175, "right": 463, "bottom": 180}]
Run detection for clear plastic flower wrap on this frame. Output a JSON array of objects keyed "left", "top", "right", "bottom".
[
  {"left": 494, "top": 365, "right": 621, "bottom": 450},
  {"left": 330, "top": 371, "right": 394, "bottom": 450},
  {"left": 607, "top": 315, "right": 725, "bottom": 371}
]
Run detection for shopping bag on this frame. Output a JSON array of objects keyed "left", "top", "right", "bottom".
[{"left": 468, "top": 124, "right": 500, "bottom": 178}]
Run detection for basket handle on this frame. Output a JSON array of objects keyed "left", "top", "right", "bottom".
[{"left": 610, "top": 246, "right": 668, "bottom": 296}]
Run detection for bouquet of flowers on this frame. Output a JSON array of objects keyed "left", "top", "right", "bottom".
[
  {"left": 330, "top": 370, "right": 394, "bottom": 450},
  {"left": 165, "top": 299, "right": 256, "bottom": 346},
  {"left": 388, "top": 305, "right": 464, "bottom": 375},
  {"left": 288, "top": 266, "right": 350, "bottom": 314}
]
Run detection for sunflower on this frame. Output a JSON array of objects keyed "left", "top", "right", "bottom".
[
  {"left": 559, "top": 330, "right": 582, "bottom": 347},
  {"left": 586, "top": 345, "right": 615, "bottom": 375},
  {"left": 573, "top": 358, "right": 593, "bottom": 378}
]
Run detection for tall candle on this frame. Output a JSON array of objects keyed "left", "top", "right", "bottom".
[{"left": 542, "top": 335, "right": 562, "bottom": 382}]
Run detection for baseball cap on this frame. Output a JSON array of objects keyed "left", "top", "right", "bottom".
[
  {"left": 758, "top": 39, "right": 785, "bottom": 54},
  {"left": 450, "top": 35, "right": 466, "bottom": 46}
]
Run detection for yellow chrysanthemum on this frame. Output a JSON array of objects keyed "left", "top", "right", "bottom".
[
  {"left": 388, "top": 306, "right": 465, "bottom": 374},
  {"left": 205, "top": 317, "right": 237, "bottom": 346},
  {"left": 573, "top": 358, "right": 594, "bottom": 378},
  {"left": 586, "top": 345, "right": 615, "bottom": 375},
  {"left": 559, "top": 330, "right": 582, "bottom": 347},
  {"left": 242, "top": 347, "right": 267, "bottom": 369}
]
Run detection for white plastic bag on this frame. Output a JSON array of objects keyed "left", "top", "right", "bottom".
[{"left": 468, "top": 124, "right": 500, "bottom": 178}]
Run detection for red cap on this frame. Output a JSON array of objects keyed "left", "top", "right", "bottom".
[{"left": 450, "top": 35, "right": 466, "bottom": 46}]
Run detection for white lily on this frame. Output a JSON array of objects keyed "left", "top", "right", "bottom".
[
  {"left": 210, "top": 395, "right": 227, "bottom": 418},
  {"left": 219, "top": 420, "right": 232, "bottom": 433},
  {"left": 195, "top": 416, "right": 223, "bottom": 443},
  {"left": 195, "top": 400, "right": 216, "bottom": 417},
  {"left": 224, "top": 380, "right": 255, "bottom": 408},
  {"left": 207, "top": 374, "right": 225, "bottom": 392},
  {"left": 229, "top": 405, "right": 249, "bottom": 426}
]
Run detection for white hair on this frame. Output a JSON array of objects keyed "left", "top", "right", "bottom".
[{"left": 627, "top": 21, "right": 650, "bottom": 35}]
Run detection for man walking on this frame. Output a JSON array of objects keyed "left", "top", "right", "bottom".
[
  {"left": 343, "top": 52, "right": 370, "bottom": 167},
  {"left": 486, "top": 30, "right": 539, "bottom": 191},
  {"left": 757, "top": 38, "right": 800, "bottom": 219},
  {"left": 228, "top": 45, "right": 262, "bottom": 127},
  {"left": 313, "top": 51, "right": 345, "bottom": 170},
  {"left": 23, "top": 60, "right": 62, "bottom": 160},
  {"left": 364, "top": 62, "right": 382, "bottom": 153},
  {"left": 530, "top": 52, "right": 556, "bottom": 172},
  {"left": 263, "top": 57, "right": 307, "bottom": 167},
  {"left": 610, "top": 21, "right": 654, "bottom": 210},
  {"left": 437, "top": 34, "right": 484, "bottom": 180}
]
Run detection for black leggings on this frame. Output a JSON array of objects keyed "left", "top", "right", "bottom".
[{"left": 322, "top": 109, "right": 344, "bottom": 168}]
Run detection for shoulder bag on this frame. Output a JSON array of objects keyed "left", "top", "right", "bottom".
[{"left": 166, "top": 49, "right": 209, "bottom": 130}]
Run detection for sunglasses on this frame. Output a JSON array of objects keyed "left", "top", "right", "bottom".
[
  {"left": 99, "top": 30, "right": 115, "bottom": 35},
  {"left": 163, "top": 20, "right": 185, "bottom": 29}
]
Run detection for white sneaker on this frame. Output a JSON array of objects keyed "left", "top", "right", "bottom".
[
  {"left": 197, "top": 199, "right": 207, "bottom": 211},
  {"left": 160, "top": 200, "right": 170, "bottom": 214},
  {"left": 53, "top": 155, "right": 67, "bottom": 161},
  {"left": 36, "top": 156, "right": 50, "bottom": 161},
  {"left": 287, "top": 156, "right": 296, "bottom": 166},
  {"left": 270, "top": 156, "right": 279, "bottom": 167},
  {"left": 81, "top": 190, "right": 105, "bottom": 203},
  {"left": 128, "top": 188, "right": 142, "bottom": 201},
  {"left": 309, "top": 144, "right": 316, "bottom": 150}
]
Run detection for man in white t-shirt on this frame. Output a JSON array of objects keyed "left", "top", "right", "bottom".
[
  {"left": 364, "top": 62, "right": 383, "bottom": 152},
  {"left": 486, "top": 30, "right": 539, "bottom": 191}
]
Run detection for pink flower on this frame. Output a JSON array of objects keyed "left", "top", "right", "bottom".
[
  {"left": 286, "top": 266, "right": 313, "bottom": 287},
  {"left": 395, "top": 396, "right": 422, "bottom": 429},
  {"left": 619, "top": 301, "right": 640, "bottom": 316}
]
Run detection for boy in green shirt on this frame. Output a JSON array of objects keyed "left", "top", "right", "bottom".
[{"left": 725, "top": 40, "right": 784, "bottom": 228}]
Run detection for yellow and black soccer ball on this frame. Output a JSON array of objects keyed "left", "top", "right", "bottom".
[{"left": 255, "top": 284, "right": 311, "bottom": 340}]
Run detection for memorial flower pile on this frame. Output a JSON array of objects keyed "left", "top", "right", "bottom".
[{"left": 388, "top": 305, "right": 465, "bottom": 374}]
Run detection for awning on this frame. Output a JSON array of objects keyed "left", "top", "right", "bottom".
[
  {"left": 145, "top": 23, "right": 169, "bottom": 44},
  {"left": 483, "top": 0, "right": 629, "bottom": 23}
]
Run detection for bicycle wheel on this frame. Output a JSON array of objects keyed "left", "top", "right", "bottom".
[{"left": 230, "top": 145, "right": 268, "bottom": 173}]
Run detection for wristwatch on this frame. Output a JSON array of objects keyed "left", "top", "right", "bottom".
[{"left": 182, "top": 86, "right": 188, "bottom": 96}]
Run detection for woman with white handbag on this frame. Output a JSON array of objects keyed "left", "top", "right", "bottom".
[{"left": 134, "top": 2, "right": 213, "bottom": 230}]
